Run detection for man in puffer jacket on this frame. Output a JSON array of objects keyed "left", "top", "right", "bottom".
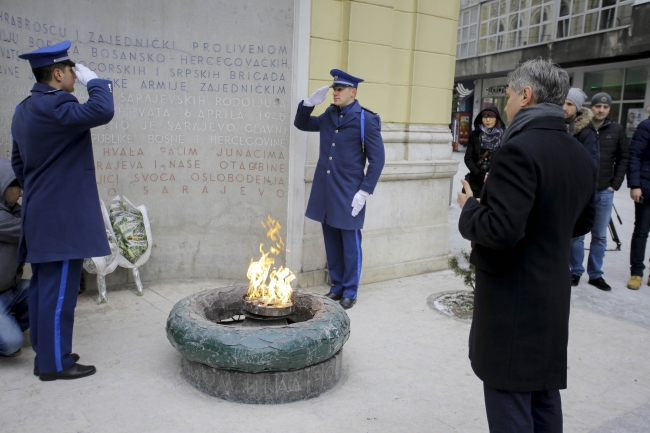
[
  {"left": 570, "top": 92, "right": 629, "bottom": 291},
  {"left": 0, "top": 158, "right": 29, "bottom": 357},
  {"left": 626, "top": 106, "right": 650, "bottom": 290}
]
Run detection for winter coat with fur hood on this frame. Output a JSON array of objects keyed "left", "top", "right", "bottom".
[{"left": 569, "top": 108, "right": 598, "bottom": 168}]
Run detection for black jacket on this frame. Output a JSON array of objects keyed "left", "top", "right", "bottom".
[
  {"left": 627, "top": 118, "right": 650, "bottom": 197},
  {"left": 464, "top": 107, "right": 505, "bottom": 195},
  {"left": 459, "top": 115, "right": 596, "bottom": 392},
  {"left": 582, "top": 118, "right": 629, "bottom": 191}
]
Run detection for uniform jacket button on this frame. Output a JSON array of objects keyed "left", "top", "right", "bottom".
[
  {"left": 332, "top": 143, "right": 335, "bottom": 146},
  {"left": 327, "top": 170, "right": 330, "bottom": 174},
  {"left": 335, "top": 130, "right": 338, "bottom": 133},
  {"left": 329, "top": 157, "right": 332, "bottom": 160}
]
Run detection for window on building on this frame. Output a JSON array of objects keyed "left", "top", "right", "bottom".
[
  {"left": 462, "top": 0, "right": 635, "bottom": 57},
  {"left": 557, "top": 0, "right": 633, "bottom": 39},
  {"left": 477, "top": 0, "right": 555, "bottom": 55},
  {"left": 584, "top": 66, "right": 648, "bottom": 134},
  {"left": 456, "top": 6, "right": 479, "bottom": 59}
]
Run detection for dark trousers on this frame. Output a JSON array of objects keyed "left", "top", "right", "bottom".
[
  {"left": 630, "top": 200, "right": 650, "bottom": 276},
  {"left": 483, "top": 383, "right": 563, "bottom": 433},
  {"left": 29, "top": 260, "right": 83, "bottom": 374},
  {"left": 321, "top": 223, "right": 362, "bottom": 300}
]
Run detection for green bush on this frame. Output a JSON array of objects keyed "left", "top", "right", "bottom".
[{"left": 448, "top": 249, "right": 475, "bottom": 291}]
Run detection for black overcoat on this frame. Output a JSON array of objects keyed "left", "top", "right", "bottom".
[{"left": 459, "top": 115, "right": 596, "bottom": 392}]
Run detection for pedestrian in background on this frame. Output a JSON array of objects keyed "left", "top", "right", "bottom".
[
  {"left": 0, "top": 158, "right": 29, "bottom": 358},
  {"left": 464, "top": 107, "right": 505, "bottom": 197},
  {"left": 569, "top": 92, "right": 629, "bottom": 291},
  {"left": 457, "top": 58, "right": 595, "bottom": 433},
  {"left": 626, "top": 105, "right": 650, "bottom": 290},
  {"left": 564, "top": 88, "right": 598, "bottom": 168}
]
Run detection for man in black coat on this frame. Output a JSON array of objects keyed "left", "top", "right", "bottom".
[
  {"left": 626, "top": 108, "right": 650, "bottom": 290},
  {"left": 457, "top": 59, "right": 596, "bottom": 432}
]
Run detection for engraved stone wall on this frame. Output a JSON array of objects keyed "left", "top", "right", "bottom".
[{"left": 0, "top": 1, "right": 295, "bottom": 281}]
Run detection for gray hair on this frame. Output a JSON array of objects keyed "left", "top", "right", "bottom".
[{"left": 507, "top": 58, "right": 570, "bottom": 106}]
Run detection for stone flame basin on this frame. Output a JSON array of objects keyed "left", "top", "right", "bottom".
[{"left": 166, "top": 285, "right": 350, "bottom": 404}]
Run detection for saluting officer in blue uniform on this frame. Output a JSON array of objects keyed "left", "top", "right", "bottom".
[
  {"left": 11, "top": 41, "right": 114, "bottom": 381},
  {"left": 294, "top": 70, "right": 385, "bottom": 309}
]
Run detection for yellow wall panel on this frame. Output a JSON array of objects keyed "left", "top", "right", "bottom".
[
  {"left": 394, "top": 0, "right": 417, "bottom": 12},
  {"left": 347, "top": 42, "right": 392, "bottom": 84},
  {"left": 310, "top": 39, "right": 342, "bottom": 81},
  {"left": 311, "top": 0, "right": 344, "bottom": 41},
  {"left": 308, "top": 0, "right": 458, "bottom": 126},
  {"left": 353, "top": 0, "right": 395, "bottom": 8},
  {"left": 412, "top": 51, "right": 454, "bottom": 89},
  {"left": 417, "top": 0, "right": 460, "bottom": 20},
  {"left": 392, "top": 10, "right": 414, "bottom": 50},
  {"left": 349, "top": 2, "right": 394, "bottom": 46},
  {"left": 356, "top": 82, "right": 391, "bottom": 118},
  {"left": 415, "top": 14, "right": 455, "bottom": 55},
  {"left": 410, "top": 86, "right": 452, "bottom": 124},
  {"left": 388, "top": 85, "right": 410, "bottom": 123},
  {"left": 391, "top": 49, "right": 412, "bottom": 86}
]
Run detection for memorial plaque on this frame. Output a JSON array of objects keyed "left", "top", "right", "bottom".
[{"left": 0, "top": 1, "right": 295, "bottom": 280}]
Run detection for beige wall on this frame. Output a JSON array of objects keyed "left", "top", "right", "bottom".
[
  {"left": 308, "top": 0, "right": 459, "bottom": 125},
  {"left": 297, "top": 0, "right": 460, "bottom": 287}
]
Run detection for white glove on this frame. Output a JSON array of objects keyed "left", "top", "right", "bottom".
[
  {"left": 351, "top": 190, "right": 369, "bottom": 217},
  {"left": 73, "top": 64, "right": 98, "bottom": 86},
  {"left": 302, "top": 86, "right": 329, "bottom": 107}
]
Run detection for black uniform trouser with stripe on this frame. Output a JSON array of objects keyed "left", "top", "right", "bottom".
[
  {"left": 29, "top": 260, "right": 83, "bottom": 374},
  {"left": 322, "top": 223, "right": 362, "bottom": 300}
]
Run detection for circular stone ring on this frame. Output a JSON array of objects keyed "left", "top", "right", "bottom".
[{"left": 166, "top": 285, "right": 350, "bottom": 373}]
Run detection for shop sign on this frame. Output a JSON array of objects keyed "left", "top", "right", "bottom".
[{"left": 485, "top": 84, "right": 507, "bottom": 96}]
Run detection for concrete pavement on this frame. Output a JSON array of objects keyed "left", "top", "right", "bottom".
[{"left": 1, "top": 151, "right": 649, "bottom": 432}]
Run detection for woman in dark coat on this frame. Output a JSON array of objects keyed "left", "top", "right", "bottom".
[{"left": 464, "top": 107, "right": 505, "bottom": 196}]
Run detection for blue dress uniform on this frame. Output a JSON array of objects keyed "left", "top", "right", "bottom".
[
  {"left": 11, "top": 41, "right": 114, "bottom": 375},
  {"left": 294, "top": 70, "right": 385, "bottom": 302}
]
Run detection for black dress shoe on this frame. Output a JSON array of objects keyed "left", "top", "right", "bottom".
[
  {"left": 34, "top": 353, "right": 80, "bottom": 377},
  {"left": 339, "top": 297, "right": 356, "bottom": 309},
  {"left": 324, "top": 292, "right": 342, "bottom": 301},
  {"left": 39, "top": 362, "right": 96, "bottom": 381},
  {"left": 570, "top": 274, "right": 580, "bottom": 287},
  {"left": 588, "top": 277, "right": 611, "bottom": 291}
]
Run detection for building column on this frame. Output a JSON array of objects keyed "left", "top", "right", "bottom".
[{"left": 297, "top": 0, "right": 460, "bottom": 287}]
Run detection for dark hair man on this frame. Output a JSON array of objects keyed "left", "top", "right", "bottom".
[
  {"left": 626, "top": 106, "right": 650, "bottom": 290},
  {"left": 11, "top": 40, "right": 114, "bottom": 380},
  {"left": 569, "top": 92, "right": 629, "bottom": 291},
  {"left": 293, "top": 69, "right": 385, "bottom": 309},
  {"left": 0, "top": 158, "right": 29, "bottom": 358},
  {"left": 457, "top": 58, "right": 595, "bottom": 432}
]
